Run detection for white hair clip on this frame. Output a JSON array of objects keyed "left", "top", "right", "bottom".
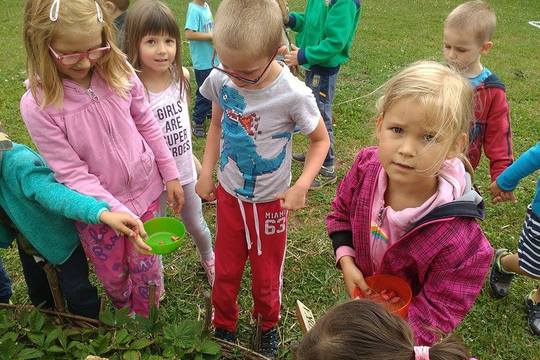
[
  {"left": 49, "top": 0, "right": 104, "bottom": 23},
  {"left": 49, "top": 0, "right": 60, "bottom": 21}
]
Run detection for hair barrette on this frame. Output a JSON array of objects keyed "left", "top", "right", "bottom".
[
  {"left": 414, "top": 346, "right": 430, "bottom": 360},
  {"left": 49, "top": 0, "right": 104, "bottom": 23}
]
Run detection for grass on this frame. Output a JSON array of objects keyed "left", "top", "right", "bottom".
[{"left": 1, "top": 0, "right": 540, "bottom": 358}]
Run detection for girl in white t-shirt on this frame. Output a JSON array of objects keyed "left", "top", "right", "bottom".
[{"left": 123, "top": 0, "right": 215, "bottom": 284}]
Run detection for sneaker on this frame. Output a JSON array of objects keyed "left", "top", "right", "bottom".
[
  {"left": 259, "top": 327, "right": 279, "bottom": 359},
  {"left": 525, "top": 290, "right": 540, "bottom": 336},
  {"left": 201, "top": 256, "right": 215, "bottom": 286},
  {"left": 292, "top": 152, "right": 305, "bottom": 163},
  {"left": 310, "top": 166, "right": 337, "bottom": 189},
  {"left": 214, "top": 328, "right": 237, "bottom": 343},
  {"left": 489, "top": 248, "right": 515, "bottom": 298},
  {"left": 193, "top": 123, "right": 206, "bottom": 138}
]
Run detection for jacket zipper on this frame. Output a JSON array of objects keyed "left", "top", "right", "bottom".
[{"left": 87, "top": 88, "right": 131, "bottom": 186}]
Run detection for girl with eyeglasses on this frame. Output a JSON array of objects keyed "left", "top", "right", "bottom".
[{"left": 20, "top": 0, "right": 184, "bottom": 317}]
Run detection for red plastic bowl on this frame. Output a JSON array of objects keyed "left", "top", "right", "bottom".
[{"left": 352, "top": 274, "right": 412, "bottom": 319}]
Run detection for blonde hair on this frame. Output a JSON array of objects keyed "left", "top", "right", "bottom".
[
  {"left": 376, "top": 61, "right": 474, "bottom": 174},
  {"left": 123, "top": 0, "right": 189, "bottom": 98},
  {"left": 214, "top": 0, "right": 283, "bottom": 58},
  {"left": 445, "top": 0, "right": 496, "bottom": 44},
  {"left": 108, "top": 0, "right": 129, "bottom": 11},
  {"left": 23, "top": 0, "right": 132, "bottom": 108}
]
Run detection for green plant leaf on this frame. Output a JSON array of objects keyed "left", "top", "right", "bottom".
[
  {"left": 122, "top": 350, "right": 141, "bottom": 360},
  {"left": 129, "top": 338, "right": 154, "bottom": 350},
  {"left": 100, "top": 309, "right": 116, "bottom": 327},
  {"left": 91, "top": 333, "right": 112, "bottom": 355},
  {"left": 27, "top": 333, "right": 45, "bottom": 347},
  {"left": 44, "top": 328, "right": 61, "bottom": 346},
  {"left": 200, "top": 338, "right": 220, "bottom": 355},
  {"left": 17, "top": 347, "right": 44, "bottom": 360},
  {"left": 115, "top": 307, "right": 132, "bottom": 327},
  {"left": 115, "top": 328, "right": 130, "bottom": 345},
  {"left": 28, "top": 310, "right": 46, "bottom": 333},
  {"left": 0, "top": 331, "right": 18, "bottom": 343},
  {"left": 45, "top": 345, "right": 65, "bottom": 354}
]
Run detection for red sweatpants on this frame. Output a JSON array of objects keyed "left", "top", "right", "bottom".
[{"left": 212, "top": 186, "right": 288, "bottom": 332}]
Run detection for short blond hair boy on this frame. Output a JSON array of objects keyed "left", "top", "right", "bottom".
[
  {"left": 196, "top": 0, "right": 329, "bottom": 357},
  {"left": 442, "top": 0, "right": 513, "bottom": 183},
  {"left": 445, "top": 0, "right": 496, "bottom": 43}
]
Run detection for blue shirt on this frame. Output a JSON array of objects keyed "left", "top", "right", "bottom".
[
  {"left": 185, "top": 2, "right": 215, "bottom": 70},
  {"left": 468, "top": 67, "right": 492, "bottom": 88},
  {"left": 497, "top": 142, "right": 540, "bottom": 215}
]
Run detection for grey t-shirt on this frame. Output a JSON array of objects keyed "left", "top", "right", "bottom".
[{"left": 200, "top": 65, "right": 320, "bottom": 202}]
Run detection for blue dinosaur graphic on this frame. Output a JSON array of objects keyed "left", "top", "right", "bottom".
[{"left": 219, "top": 85, "right": 291, "bottom": 199}]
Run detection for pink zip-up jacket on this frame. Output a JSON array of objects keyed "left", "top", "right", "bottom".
[
  {"left": 20, "top": 72, "right": 179, "bottom": 217},
  {"left": 327, "top": 147, "right": 493, "bottom": 345}
]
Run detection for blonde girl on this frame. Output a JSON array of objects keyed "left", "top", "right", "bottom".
[
  {"left": 21, "top": 0, "right": 184, "bottom": 316},
  {"left": 123, "top": 0, "right": 215, "bottom": 285},
  {"left": 327, "top": 61, "right": 493, "bottom": 345}
]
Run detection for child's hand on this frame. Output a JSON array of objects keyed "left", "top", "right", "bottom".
[
  {"left": 129, "top": 218, "right": 152, "bottom": 255},
  {"left": 275, "top": 183, "right": 308, "bottom": 210},
  {"left": 489, "top": 181, "right": 516, "bottom": 204},
  {"left": 166, "top": 179, "right": 184, "bottom": 214},
  {"left": 339, "top": 256, "right": 370, "bottom": 298},
  {"left": 99, "top": 211, "right": 151, "bottom": 253},
  {"left": 284, "top": 44, "right": 299, "bottom": 67},
  {"left": 195, "top": 175, "right": 217, "bottom": 202}
]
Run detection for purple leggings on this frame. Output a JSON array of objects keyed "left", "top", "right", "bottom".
[{"left": 76, "top": 200, "right": 161, "bottom": 316}]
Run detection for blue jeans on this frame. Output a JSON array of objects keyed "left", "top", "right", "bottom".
[
  {"left": 305, "top": 69, "right": 338, "bottom": 168},
  {"left": 192, "top": 68, "right": 213, "bottom": 125},
  {"left": 18, "top": 244, "right": 100, "bottom": 319},
  {"left": 0, "top": 258, "right": 12, "bottom": 303}
]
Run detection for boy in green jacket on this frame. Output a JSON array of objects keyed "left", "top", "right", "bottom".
[
  {"left": 0, "top": 131, "right": 149, "bottom": 318},
  {"left": 285, "top": 0, "right": 361, "bottom": 188}
]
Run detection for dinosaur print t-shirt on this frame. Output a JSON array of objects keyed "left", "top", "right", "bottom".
[{"left": 200, "top": 65, "right": 320, "bottom": 202}]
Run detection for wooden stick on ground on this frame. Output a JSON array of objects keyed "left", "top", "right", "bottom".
[{"left": 0, "top": 302, "right": 100, "bottom": 327}]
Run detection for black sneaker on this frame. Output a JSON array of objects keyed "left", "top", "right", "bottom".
[
  {"left": 292, "top": 152, "right": 305, "bottom": 163},
  {"left": 214, "top": 328, "right": 237, "bottom": 343},
  {"left": 525, "top": 290, "right": 540, "bottom": 336},
  {"left": 310, "top": 166, "right": 337, "bottom": 189},
  {"left": 193, "top": 123, "right": 206, "bottom": 138},
  {"left": 259, "top": 327, "right": 279, "bottom": 359},
  {"left": 489, "top": 248, "right": 514, "bottom": 298}
]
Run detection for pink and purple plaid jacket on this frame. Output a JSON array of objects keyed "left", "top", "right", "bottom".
[{"left": 327, "top": 147, "right": 493, "bottom": 345}]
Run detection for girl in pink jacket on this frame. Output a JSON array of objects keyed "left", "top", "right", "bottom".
[
  {"left": 20, "top": 0, "right": 183, "bottom": 317},
  {"left": 327, "top": 61, "right": 493, "bottom": 345}
]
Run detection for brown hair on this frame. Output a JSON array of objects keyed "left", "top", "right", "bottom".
[
  {"left": 23, "top": 0, "right": 132, "bottom": 108},
  {"left": 444, "top": 0, "right": 496, "bottom": 44},
  {"left": 296, "top": 300, "right": 471, "bottom": 360},
  {"left": 123, "top": 0, "right": 189, "bottom": 98},
  {"left": 213, "top": 0, "right": 283, "bottom": 58}
]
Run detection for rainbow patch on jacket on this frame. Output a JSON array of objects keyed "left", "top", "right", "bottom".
[{"left": 370, "top": 223, "right": 388, "bottom": 244}]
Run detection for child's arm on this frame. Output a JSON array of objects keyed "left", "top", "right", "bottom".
[
  {"left": 129, "top": 74, "right": 184, "bottom": 213},
  {"left": 482, "top": 90, "right": 513, "bottom": 181},
  {"left": 195, "top": 102, "right": 222, "bottom": 202},
  {"left": 286, "top": 0, "right": 359, "bottom": 66},
  {"left": 184, "top": 29, "right": 213, "bottom": 42},
  {"left": 490, "top": 141, "right": 540, "bottom": 203},
  {"left": 275, "top": 118, "right": 329, "bottom": 210},
  {"left": 13, "top": 147, "right": 148, "bottom": 245}
]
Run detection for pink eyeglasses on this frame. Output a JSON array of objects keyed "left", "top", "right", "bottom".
[{"left": 48, "top": 42, "right": 111, "bottom": 66}]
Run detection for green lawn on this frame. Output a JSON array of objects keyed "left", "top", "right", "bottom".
[{"left": 1, "top": 0, "right": 540, "bottom": 359}]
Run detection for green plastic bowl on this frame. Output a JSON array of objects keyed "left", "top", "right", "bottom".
[{"left": 143, "top": 217, "right": 185, "bottom": 255}]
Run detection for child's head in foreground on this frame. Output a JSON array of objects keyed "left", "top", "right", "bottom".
[
  {"left": 23, "top": 0, "right": 131, "bottom": 107},
  {"left": 296, "top": 300, "right": 472, "bottom": 360},
  {"left": 443, "top": 1, "right": 495, "bottom": 75},
  {"left": 374, "top": 61, "right": 473, "bottom": 188},
  {"left": 212, "top": 0, "right": 284, "bottom": 88},
  {"left": 123, "top": 0, "right": 185, "bottom": 87}
]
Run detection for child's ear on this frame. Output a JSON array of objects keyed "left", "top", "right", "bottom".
[
  {"left": 480, "top": 41, "right": 493, "bottom": 55},
  {"left": 446, "top": 132, "right": 468, "bottom": 159},
  {"left": 375, "top": 114, "right": 384, "bottom": 139},
  {"left": 103, "top": 1, "right": 118, "bottom": 13}
]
